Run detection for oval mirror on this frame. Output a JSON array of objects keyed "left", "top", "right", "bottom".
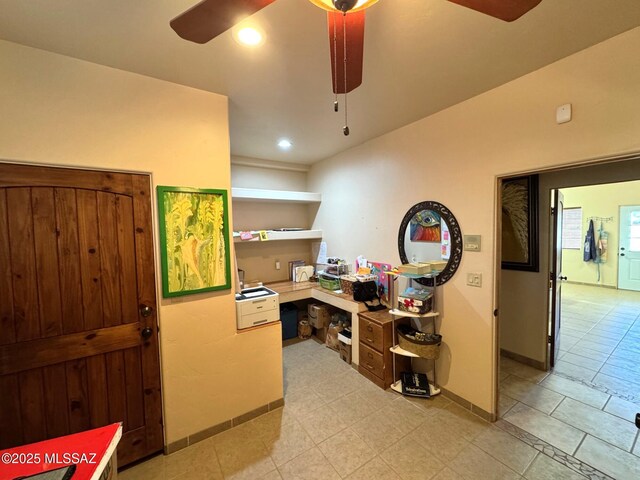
[{"left": 397, "top": 201, "right": 462, "bottom": 286}]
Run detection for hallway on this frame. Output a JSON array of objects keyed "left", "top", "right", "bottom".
[{"left": 500, "top": 283, "right": 640, "bottom": 479}]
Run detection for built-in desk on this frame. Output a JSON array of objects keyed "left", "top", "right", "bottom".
[{"left": 268, "top": 280, "right": 368, "bottom": 365}]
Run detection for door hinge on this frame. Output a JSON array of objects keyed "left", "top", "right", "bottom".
[
  {"left": 549, "top": 271, "right": 555, "bottom": 281},
  {"left": 548, "top": 335, "right": 552, "bottom": 343},
  {"left": 550, "top": 207, "right": 555, "bottom": 215}
]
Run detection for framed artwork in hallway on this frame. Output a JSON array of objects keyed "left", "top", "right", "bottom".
[{"left": 501, "top": 174, "right": 539, "bottom": 272}]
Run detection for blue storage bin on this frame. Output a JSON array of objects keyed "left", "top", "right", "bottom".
[{"left": 280, "top": 303, "right": 298, "bottom": 340}]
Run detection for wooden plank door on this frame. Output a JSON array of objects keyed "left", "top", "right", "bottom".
[{"left": 0, "top": 163, "right": 162, "bottom": 466}]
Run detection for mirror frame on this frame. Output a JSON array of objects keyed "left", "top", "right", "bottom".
[{"left": 398, "top": 201, "right": 463, "bottom": 286}]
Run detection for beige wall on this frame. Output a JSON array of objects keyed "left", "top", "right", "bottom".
[
  {"left": 0, "top": 40, "right": 283, "bottom": 444},
  {"left": 231, "top": 156, "right": 308, "bottom": 191},
  {"left": 309, "top": 28, "right": 640, "bottom": 413},
  {"left": 560, "top": 181, "right": 640, "bottom": 287}
]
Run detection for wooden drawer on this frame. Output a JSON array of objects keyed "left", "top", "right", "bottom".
[
  {"left": 359, "top": 317, "right": 384, "bottom": 352},
  {"left": 359, "top": 342, "right": 384, "bottom": 379}
]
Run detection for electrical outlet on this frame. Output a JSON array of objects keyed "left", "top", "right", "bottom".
[
  {"left": 275, "top": 260, "right": 281, "bottom": 270},
  {"left": 467, "top": 273, "right": 482, "bottom": 287}
]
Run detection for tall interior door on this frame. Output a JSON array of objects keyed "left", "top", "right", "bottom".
[
  {"left": 549, "top": 189, "right": 564, "bottom": 368},
  {"left": 618, "top": 205, "right": 640, "bottom": 291},
  {"left": 0, "top": 163, "right": 162, "bottom": 466}
]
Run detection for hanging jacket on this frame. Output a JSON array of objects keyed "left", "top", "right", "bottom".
[{"left": 583, "top": 219, "right": 597, "bottom": 262}]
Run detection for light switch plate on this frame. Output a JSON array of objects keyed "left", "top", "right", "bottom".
[
  {"left": 467, "top": 273, "right": 482, "bottom": 287},
  {"left": 464, "top": 235, "right": 481, "bottom": 252}
]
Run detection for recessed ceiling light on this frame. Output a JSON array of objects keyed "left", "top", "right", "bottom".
[
  {"left": 278, "top": 139, "right": 293, "bottom": 150},
  {"left": 237, "top": 27, "right": 263, "bottom": 46}
]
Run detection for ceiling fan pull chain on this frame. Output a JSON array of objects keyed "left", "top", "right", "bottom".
[
  {"left": 333, "top": 13, "right": 339, "bottom": 112},
  {"left": 343, "top": 11, "right": 350, "bottom": 136}
]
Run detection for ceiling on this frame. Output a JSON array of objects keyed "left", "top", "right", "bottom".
[{"left": 1, "top": 1, "right": 640, "bottom": 164}]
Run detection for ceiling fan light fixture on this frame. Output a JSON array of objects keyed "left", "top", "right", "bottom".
[
  {"left": 308, "top": 0, "right": 378, "bottom": 13},
  {"left": 236, "top": 27, "right": 264, "bottom": 46}
]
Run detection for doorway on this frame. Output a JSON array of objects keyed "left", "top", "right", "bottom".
[
  {"left": 0, "top": 163, "right": 163, "bottom": 466},
  {"left": 619, "top": 205, "right": 640, "bottom": 291},
  {"left": 496, "top": 157, "right": 640, "bottom": 477}
]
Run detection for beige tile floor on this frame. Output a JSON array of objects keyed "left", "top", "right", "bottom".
[
  {"left": 121, "top": 338, "right": 590, "bottom": 479},
  {"left": 119, "top": 283, "right": 639, "bottom": 479},
  {"left": 500, "top": 283, "right": 640, "bottom": 479}
]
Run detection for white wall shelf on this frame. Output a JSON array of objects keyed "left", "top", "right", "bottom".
[
  {"left": 231, "top": 187, "right": 321, "bottom": 204},
  {"left": 233, "top": 229, "right": 323, "bottom": 243}
]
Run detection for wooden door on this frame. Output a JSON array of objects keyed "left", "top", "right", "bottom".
[
  {"left": 549, "top": 189, "right": 564, "bottom": 368},
  {"left": 0, "top": 163, "right": 162, "bottom": 466},
  {"left": 618, "top": 205, "right": 640, "bottom": 291}
]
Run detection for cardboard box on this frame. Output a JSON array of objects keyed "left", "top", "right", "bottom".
[
  {"left": 339, "top": 342, "right": 352, "bottom": 364},
  {"left": 314, "top": 326, "right": 327, "bottom": 343},
  {"left": 308, "top": 303, "right": 331, "bottom": 329},
  {"left": 398, "top": 262, "right": 432, "bottom": 275}
]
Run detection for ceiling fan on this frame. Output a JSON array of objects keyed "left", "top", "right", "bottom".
[{"left": 170, "top": 0, "right": 542, "bottom": 134}]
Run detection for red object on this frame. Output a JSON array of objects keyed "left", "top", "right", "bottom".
[
  {"left": 170, "top": 0, "right": 277, "bottom": 44},
  {"left": 327, "top": 10, "right": 365, "bottom": 94},
  {"left": 0, "top": 424, "right": 122, "bottom": 480},
  {"left": 447, "top": 0, "right": 542, "bottom": 22}
]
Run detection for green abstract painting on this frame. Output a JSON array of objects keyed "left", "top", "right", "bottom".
[{"left": 157, "top": 186, "right": 231, "bottom": 297}]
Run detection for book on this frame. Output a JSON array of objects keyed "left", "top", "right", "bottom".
[
  {"left": 289, "top": 260, "right": 306, "bottom": 280},
  {"left": 401, "top": 372, "right": 431, "bottom": 397}
]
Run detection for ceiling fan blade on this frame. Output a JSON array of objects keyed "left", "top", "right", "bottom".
[
  {"left": 328, "top": 10, "right": 365, "bottom": 94},
  {"left": 447, "top": 0, "right": 542, "bottom": 22},
  {"left": 170, "top": 0, "right": 277, "bottom": 44}
]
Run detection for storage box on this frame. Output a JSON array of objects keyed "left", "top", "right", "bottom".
[
  {"left": 339, "top": 275, "right": 357, "bottom": 295},
  {"left": 430, "top": 260, "right": 448, "bottom": 271},
  {"left": 314, "top": 326, "right": 327, "bottom": 342},
  {"left": 339, "top": 342, "right": 352, "bottom": 364},
  {"left": 308, "top": 304, "right": 331, "bottom": 328},
  {"left": 397, "top": 325, "right": 441, "bottom": 359},
  {"left": 280, "top": 303, "right": 298, "bottom": 340},
  {"left": 398, "top": 290, "right": 433, "bottom": 314},
  {"left": 397, "top": 263, "right": 432, "bottom": 275}
]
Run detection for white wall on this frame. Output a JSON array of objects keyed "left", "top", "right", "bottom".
[
  {"left": 0, "top": 40, "right": 283, "bottom": 444},
  {"left": 309, "top": 28, "right": 640, "bottom": 413}
]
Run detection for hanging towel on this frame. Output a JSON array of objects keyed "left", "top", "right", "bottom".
[
  {"left": 583, "top": 219, "right": 597, "bottom": 262},
  {"left": 597, "top": 223, "right": 608, "bottom": 263}
]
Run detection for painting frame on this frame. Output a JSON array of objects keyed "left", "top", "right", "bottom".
[
  {"left": 157, "top": 185, "right": 231, "bottom": 297},
  {"left": 501, "top": 174, "right": 539, "bottom": 272}
]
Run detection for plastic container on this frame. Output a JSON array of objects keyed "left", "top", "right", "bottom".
[
  {"left": 280, "top": 303, "right": 298, "bottom": 340},
  {"left": 319, "top": 272, "right": 341, "bottom": 291}
]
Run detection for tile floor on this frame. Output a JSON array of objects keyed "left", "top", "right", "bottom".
[
  {"left": 119, "top": 283, "right": 640, "bottom": 480},
  {"left": 500, "top": 283, "right": 640, "bottom": 479}
]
